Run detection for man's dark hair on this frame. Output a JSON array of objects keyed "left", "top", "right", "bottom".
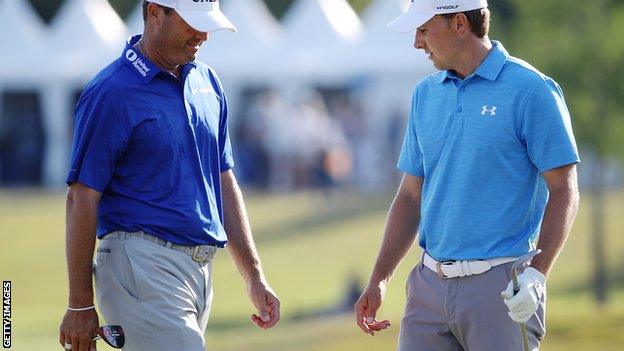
[
  {"left": 142, "top": 1, "right": 174, "bottom": 22},
  {"left": 442, "top": 8, "right": 490, "bottom": 38}
]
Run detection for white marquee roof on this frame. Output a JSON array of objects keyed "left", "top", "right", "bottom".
[
  {"left": 0, "top": 0, "right": 48, "bottom": 83},
  {"left": 48, "top": 0, "right": 127, "bottom": 81},
  {"left": 126, "top": 0, "right": 144, "bottom": 37},
  {"left": 0, "top": 0, "right": 432, "bottom": 88},
  {"left": 198, "top": 0, "right": 281, "bottom": 79},
  {"left": 353, "top": 0, "right": 432, "bottom": 75},
  {"left": 275, "top": 0, "right": 363, "bottom": 80}
]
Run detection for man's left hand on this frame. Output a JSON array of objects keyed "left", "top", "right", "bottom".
[
  {"left": 501, "top": 267, "right": 546, "bottom": 323},
  {"left": 248, "top": 281, "right": 280, "bottom": 329}
]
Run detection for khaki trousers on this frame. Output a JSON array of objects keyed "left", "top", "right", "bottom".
[{"left": 94, "top": 232, "right": 214, "bottom": 351}]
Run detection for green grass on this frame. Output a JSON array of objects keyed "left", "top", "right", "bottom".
[{"left": 0, "top": 189, "right": 623, "bottom": 350}]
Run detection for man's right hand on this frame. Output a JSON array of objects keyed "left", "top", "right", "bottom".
[
  {"left": 354, "top": 282, "right": 391, "bottom": 336},
  {"left": 247, "top": 280, "right": 281, "bottom": 330},
  {"left": 59, "top": 309, "right": 99, "bottom": 351}
]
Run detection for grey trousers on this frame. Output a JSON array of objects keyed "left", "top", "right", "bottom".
[
  {"left": 93, "top": 233, "right": 214, "bottom": 351},
  {"left": 398, "top": 257, "right": 546, "bottom": 351}
]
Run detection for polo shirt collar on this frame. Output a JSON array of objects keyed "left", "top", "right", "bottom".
[
  {"left": 122, "top": 35, "right": 161, "bottom": 83},
  {"left": 437, "top": 40, "right": 509, "bottom": 84},
  {"left": 438, "top": 70, "right": 459, "bottom": 84},
  {"left": 120, "top": 35, "right": 199, "bottom": 83},
  {"left": 474, "top": 40, "right": 509, "bottom": 81}
]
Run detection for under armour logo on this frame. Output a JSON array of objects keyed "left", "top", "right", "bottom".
[{"left": 481, "top": 105, "right": 497, "bottom": 116}]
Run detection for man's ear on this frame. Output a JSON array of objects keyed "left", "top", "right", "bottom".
[
  {"left": 453, "top": 13, "right": 471, "bottom": 35},
  {"left": 146, "top": 3, "right": 163, "bottom": 23}
]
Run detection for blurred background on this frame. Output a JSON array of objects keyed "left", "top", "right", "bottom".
[{"left": 0, "top": 0, "right": 623, "bottom": 350}]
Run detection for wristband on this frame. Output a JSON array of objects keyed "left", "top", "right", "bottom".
[{"left": 67, "top": 305, "right": 95, "bottom": 312}]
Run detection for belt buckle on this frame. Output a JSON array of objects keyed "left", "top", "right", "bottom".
[
  {"left": 191, "top": 246, "right": 214, "bottom": 263},
  {"left": 436, "top": 261, "right": 453, "bottom": 279}
]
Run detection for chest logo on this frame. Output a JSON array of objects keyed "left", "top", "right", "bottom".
[
  {"left": 191, "top": 87, "right": 213, "bottom": 94},
  {"left": 481, "top": 105, "right": 497, "bottom": 116}
]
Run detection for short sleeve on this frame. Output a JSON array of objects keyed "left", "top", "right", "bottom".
[
  {"left": 66, "top": 89, "right": 131, "bottom": 192},
  {"left": 218, "top": 89, "right": 234, "bottom": 172},
  {"left": 206, "top": 67, "right": 234, "bottom": 172},
  {"left": 397, "top": 87, "right": 425, "bottom": 177},
  {"left": 520, "top": 79, "right": 580, "bottom": 172}
]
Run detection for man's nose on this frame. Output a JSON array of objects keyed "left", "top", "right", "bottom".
[
  {"left": 194, "top": 31, "right": 209, "bottom": 41},
  {"left": 414, "top": 31, "right": 424, "bottom": 49}
]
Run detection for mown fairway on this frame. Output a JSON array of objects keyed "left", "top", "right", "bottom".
[{"left": 0, "top": 189, "right": 623, "bottom": 350}]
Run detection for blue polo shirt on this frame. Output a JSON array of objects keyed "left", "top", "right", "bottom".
[
  {"left": 398, "top": 41, "right": 579, "bottom": 261},
  {"left": 67, "top": 35, "right": 234, "bottom": 247}
]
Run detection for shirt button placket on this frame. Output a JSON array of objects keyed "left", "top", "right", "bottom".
[{"left": 454, "top": 85, "right": 465, "bottom": 127}]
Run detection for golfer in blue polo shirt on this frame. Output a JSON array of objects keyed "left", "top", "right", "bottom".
[
  {"left": 355, "top": 1, "right": 580, "bottom": 350},
  {"left": 59, "top": 1, "right": 280, "bottom": 350}
]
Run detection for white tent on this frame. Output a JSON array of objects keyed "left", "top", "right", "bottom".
[
  {"left": 0, "top": 0, "right": 48, "bottom": 85},
  {"left": 0, "top": 0, "right": 49, "bottom": 186},
  {"left": 356, "top": 0, "right": 431, "bottom": 75},
  {"left": 351, "top": 0, "right": 433, "bottom": 107},
  {"left": 341, "top": 0, "right": 434, "bottom": 188},
  {"left": 275, "top": 0, "right": 363, "bottom": 83},
  {"left": 354, "top": 0, "right": 433, "bottom": 114},
  {"left": 350, "top": 0, "right": 434, "bottom": 120},
  {"left": 38, "top": 0, "right": 127, "bottom": 186},
  {"left": 126, "top": 0, "right": 144, "bottom": 38},
  {"left": 198, "top": 0, "right": 281, "bottom": 81},
  {"left": 194, "top": 0, "right": 282, "bottom": 123},
  {"left": 48, "top": 0, "right": 128, "bottom": 82}
]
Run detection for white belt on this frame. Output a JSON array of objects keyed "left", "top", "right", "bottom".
[{"left": 423, "top": 252, "right": 516, "bottom": 279}]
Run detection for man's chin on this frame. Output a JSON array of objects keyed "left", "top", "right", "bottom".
[
  {"left": 178, "top": 53, "right": 196, "bottom": 65},
  {"left": 431, "top": 61, "right": 448, "bottom": 71}
]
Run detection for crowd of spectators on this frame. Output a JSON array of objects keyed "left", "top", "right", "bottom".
[{"left": 233, "top": 89, "right": 382, "bottom": 191}]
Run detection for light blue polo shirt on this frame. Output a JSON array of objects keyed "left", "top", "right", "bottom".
[
  {"left": 67, "top": 35, "right": 234, "bottom": 247},
  {"left": 398, "top": 41, "right": 579, "bottom": 261}
]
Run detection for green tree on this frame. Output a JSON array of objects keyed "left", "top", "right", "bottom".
[{"left": 509, "top": 0, "right": 624, "bottom": 305}]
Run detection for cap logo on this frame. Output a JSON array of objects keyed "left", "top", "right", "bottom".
[{"left": 437, "top": 5, "right": 460, "bottom": 10}]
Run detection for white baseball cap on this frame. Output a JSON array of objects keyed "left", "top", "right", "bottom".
[
  {"left": 388, "top": 0, "right": 488, "bottom": 32},
  {"left": 148, "top": 0, "right": 237, "bottom": 33}
]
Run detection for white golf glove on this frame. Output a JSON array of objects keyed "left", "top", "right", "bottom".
[{"left": 501, "top": 267, "right": 546, "bottom": 323}]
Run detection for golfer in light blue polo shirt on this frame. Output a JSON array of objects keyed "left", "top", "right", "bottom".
[
  {"left": 397, "top": 40, "right": 579, "bottom": 261},
  {"left": 355, "top": 1, "right": 580, "bottom": 350}
]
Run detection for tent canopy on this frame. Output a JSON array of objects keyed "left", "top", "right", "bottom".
[
  {"left": 0, "top": 0, "right": 48, "bottom": 83},
  {"left": 349, "top": 0, "right": 432, "bottom": 75},
  {"left": 198, "top": 0, "right": 281, "bottom": 79},
  {"left": 274, "top": 0, "right": 363, "bottom": 80},
  {"left": 48, "top": 0, "right": 127, "bottom": 81},
  {"left": 126, "top": 0, "right": 144, "bottom": 37}
]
